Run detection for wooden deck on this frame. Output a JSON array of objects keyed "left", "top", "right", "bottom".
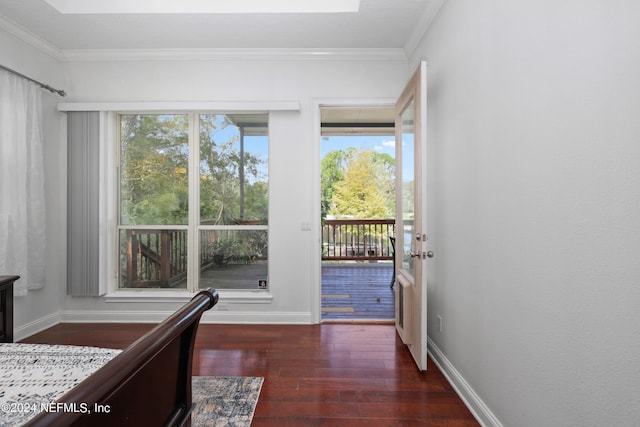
[
  {"left": 200, "top": 262, "right": 268, "bottom": 290},
  {"left": 322, "top": 263, "right": 395, "bottom": 321},
  {"left": 196, "top": 262, "right": 396, "bottom": 321}
]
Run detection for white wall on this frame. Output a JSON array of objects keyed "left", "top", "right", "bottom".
[
  {"left": 413, "top": 1, "right": 640, "bottom": 425},
  {"left": 2, "top": 15, "right": 408, "bottom": 332},
  {"left": 58, "top": 56, "right": 407, "bottom": 322},
  {"left": 0, "top": 29, "right": 67, "bottom": 336}
]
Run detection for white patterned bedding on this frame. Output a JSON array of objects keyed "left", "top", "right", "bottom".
[{"left": 0, "top": 343, "right": 120, "bottom": 426}]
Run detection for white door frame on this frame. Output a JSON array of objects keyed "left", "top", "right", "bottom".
[{"left": 310, "top": 98, "right": 396, "bottom": 323}]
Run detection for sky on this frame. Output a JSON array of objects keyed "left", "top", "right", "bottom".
[
  {"left": 218, "top": 132, "right": 403, "bottom": 180},
  {"left": 237, "top": 134, "right": 399, "bottom": 181},
  {"left": 241, "top": 134, "right": 397, "bottom": 159},
  {"left": 322, "top": 134, "right": 415, "bottom": 181},
  {"left": 321, "top": 135, "right": 395, "bottom": 158}
]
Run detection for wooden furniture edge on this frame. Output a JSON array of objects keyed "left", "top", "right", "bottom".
[
  {"left": 0, "top": 275, "right": 18, "bottom": 343},
  {"left": 25, "top": 287, "right": 219, "bottom": 427}
]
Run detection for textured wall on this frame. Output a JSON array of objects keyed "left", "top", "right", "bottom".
[{"left": 412, "top": 0, "right": 640, "bottom": 425}]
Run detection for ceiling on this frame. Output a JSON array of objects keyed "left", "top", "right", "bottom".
[
  {"left": 0, "top": 1, "right": 431, "bottom": 133},
  {"left": 321, "top": 107, "right": 395, "bottom": 136},
  {"left": 0, "top": 0, "right": 440, "bottom": 52}
]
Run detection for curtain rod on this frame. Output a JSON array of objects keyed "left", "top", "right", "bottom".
[{"left": 0, "top": 64, "right": 67, "bottom": 97}]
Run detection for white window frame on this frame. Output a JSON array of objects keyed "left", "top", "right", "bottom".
[
  {"left": 60, "top": 100, "right": 300, "bottom": 303},
  {"left": 104, "top": 110, "right": 273, "bottom": 302}
]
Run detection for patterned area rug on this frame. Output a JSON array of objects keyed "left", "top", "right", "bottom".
[{"left": 192, "top": 376, "right": 263, "bottom": 427}]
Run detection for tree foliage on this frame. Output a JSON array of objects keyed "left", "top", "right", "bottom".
[
  {"left": 322, "top": 147, "right": 395, "bottom": 220},
  {"left": 198, "top": 115, "right": 267, "bottom": 225},
  {"left": 320, "top": 149, "right": 347, "bottom": 220},
  {"left": 120, "top": 114, "right": 268, "bottom": 226},
  {"left": 120, "top": 114, "right": 189, "bottom": 225}
]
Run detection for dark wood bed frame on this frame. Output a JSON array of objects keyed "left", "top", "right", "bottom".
[{"left": 25, "top": 288, "right": 219, "bottom": 427}]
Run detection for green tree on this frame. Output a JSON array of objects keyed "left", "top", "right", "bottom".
[
  {"left": 244, "top": 181, "right": 269, "bottom": 223},
  {"left": 120, "top": 114, "right": 189, "bottom": 225},
  {"left": 199, "top": 115, "right": 267, "bottom": 225},
  {"left": 320, "top": 149, "right": 348, "bottom": 220},
  {"left": 120, "top": 114, "right": 268, "bottom": 226},
  {"left": 371, "top": 151, "right": 395, "bottom": 215},
  {"left": 329, "top": 148, "right": 394, "bottom": 219}
]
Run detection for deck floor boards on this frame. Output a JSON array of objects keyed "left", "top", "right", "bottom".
[
  {"left": 322, "top": 263, "right": 395, "bottom": 321},
  {"left": 196, "top": 262, "right": 396, "bottom": 320}
]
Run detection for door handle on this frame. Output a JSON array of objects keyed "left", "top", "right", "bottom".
[{"left": 410, "top": 251, "right": 434, "bottom": 259}]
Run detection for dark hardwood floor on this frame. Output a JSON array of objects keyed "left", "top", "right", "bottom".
[{"left": 22, "top": 323, "right": 479, "bottom": 426}]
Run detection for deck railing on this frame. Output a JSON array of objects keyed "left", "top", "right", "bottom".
[
  {"left": 122, "top": 219, "right": 396, "bottom": 287},
  {"left": 122, "top": 229, "right": 217, "bottom": 288},
  {"left": 322, "top": 219, "right": 395, "bottom": 261}
]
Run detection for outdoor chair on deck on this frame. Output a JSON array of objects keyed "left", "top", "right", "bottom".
[{"left": 389, "top": 236, "right": 396, "bottom": 288}]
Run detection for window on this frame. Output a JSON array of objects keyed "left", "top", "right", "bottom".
[{"left": 117, "top": 113, "right": 268, "bottom": 291}]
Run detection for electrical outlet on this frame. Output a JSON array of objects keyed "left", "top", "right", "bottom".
[{"left": 436, "top": 315, "right": 443, "bottom": 332}]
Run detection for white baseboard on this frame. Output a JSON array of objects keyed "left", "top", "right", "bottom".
[
  {"left": 201, "top": 311, "right": 312, "bottom": 324},
  {"left": 61, "top": 310, "right": 176, "bottom": 323},
  {"left": 60, "top": 310, "right": 312, "bottom": 325},
  {"left": 15, "top": 309, "right": 313, "bottom": 340},
  {"left": 427, "top": 338, "right": 503, "bottom": 427},
  {"left": 14, "top": 311, "right": 62, "bottom": 342}
]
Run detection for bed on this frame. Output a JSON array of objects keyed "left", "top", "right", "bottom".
[{"left": 1, "top": 287, "right": 218, "bottom": 427}]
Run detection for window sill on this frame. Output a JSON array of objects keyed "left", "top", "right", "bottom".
[{"left": 103, "top": 289, "right": 273, "bottom": 304}]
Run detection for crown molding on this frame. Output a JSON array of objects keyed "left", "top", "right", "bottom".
[
  {"left": 0, "top": 15, "right": 64, "bottom": 61},
  {"left": 1, "top": 12, "right": 408, "bottom": 64},
  {"left": 61, "top": 47, "right": 407, "bottom": 62},
  {"left": 58, "top": 100, "right": 301, "bottom": 112},
  {"left": 0, "top": 13, "right": 407, "bottom": 64},
  {"left": 43, "top": 0, "right": 360, "bottom": 14},
  {"left": 404, "top": 0, "right": 447, "bottom": 59}
]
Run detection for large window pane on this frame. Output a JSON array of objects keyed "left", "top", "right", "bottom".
[
  {"left": 199, "top": 114, "right": 268, "bottom": 226},
  {"left": 120, "top": 114, "right": 189, "bottom": 225},
  {"left": 117, "top": 112, "right": 268, "bottom": 291},
  {"left": 199, "top": 229, "right": 268, "bottom": 290},
  {"left": 118, "top": 228, "right": 188, "bottom": 289}
]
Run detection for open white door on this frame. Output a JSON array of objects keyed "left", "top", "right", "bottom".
[{"left": 395, "top": 62, "right": 428, "bottom": 371}]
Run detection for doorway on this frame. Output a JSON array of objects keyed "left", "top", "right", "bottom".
[{"left": 319, "top": 106, "right": 396, "bottom": 321}]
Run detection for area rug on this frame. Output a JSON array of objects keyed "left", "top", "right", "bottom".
[{"left": 192, "top": 376, "right": 264, "bottom": 427}]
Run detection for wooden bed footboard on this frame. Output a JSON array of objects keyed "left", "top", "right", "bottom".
[{"left": 25, "top": 288, "right": 219, "bottom": 427}]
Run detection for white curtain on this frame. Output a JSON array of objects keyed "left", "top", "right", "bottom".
[{"left": 0, "top": 69, "right": 46, "bottom": 296}]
